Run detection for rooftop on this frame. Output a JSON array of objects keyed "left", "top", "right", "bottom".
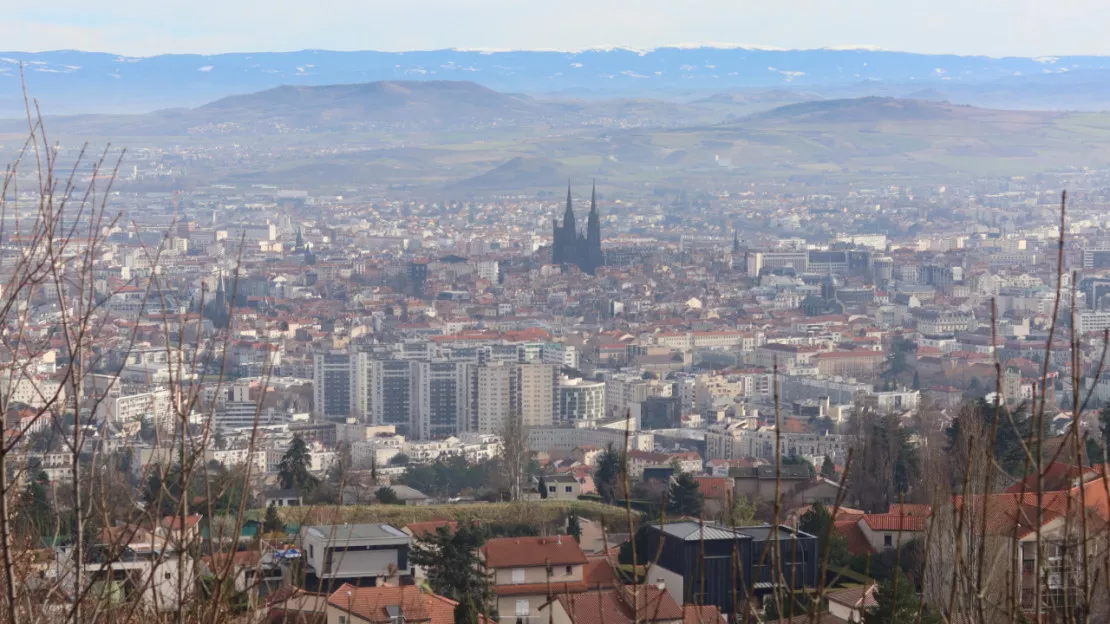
[
  {"left": 482, "top": 534, "right": 587, "bottom": 568},
  {"left": 305, "top": 523, "right": 409, "bottom": 541}
]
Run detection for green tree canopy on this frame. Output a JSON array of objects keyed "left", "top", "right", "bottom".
[
  {"left": 594, "top": 442, "right": 624, "bottom": 504},
  {"left": 666, "top": 472, "right": 703, "bottom": 518},
  {"left": 410, "top": 523, "right": 497, "bottom": 619},
  {"left": 376, "top": 486, "right": 401, "bottom": 505},
  {"left": 798, "top": 502, "right": 850, "bottom": 569},
  {"left": 278, "top": 436, "right": 318, "bottom": 491},
  {"left": 566, "top": 514, "right": 582, "bottom": 543},
  {"left": 863, "top": 568, "right": 940, "bottom": 624},
  {"left": 262, "top": 502, "right": 284, "bottom": 534}
]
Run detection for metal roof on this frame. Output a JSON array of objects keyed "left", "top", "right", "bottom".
[
  {"left": 306, "top": 523, "right": 409, "bottom": 541},
  {"left": 655, "top": 522, "right": 751, "bottom": 542}
]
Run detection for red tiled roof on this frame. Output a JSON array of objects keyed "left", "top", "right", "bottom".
[
  {"left": 482, "top": 535, "right": 587, "bottom": 568},
  {"left": 683, "top": 605, "right": 722, "bottom": 624},
  {"left": 583, "top": 557, "right": 620, "bottom": 589},
  {"left": 327, "top": 584, "right": 476, "bottom": 624},
  {"left": 692, "top": 476, "right": 733, "bottom": 500},
  {"left": 404, "top": 521, "right": 458, "bottom": 540},
  {"left": 556, "top": 586, "right": 683, "bottom": 624},
  {"left": 861, "top": 514, "right": 927, "bottom": 532},
  {"left": 834, "top": 519, "right": 874, "bottom": 556},
  {"left": 887, "top": 503, "right": 932, "bottom": 517}
]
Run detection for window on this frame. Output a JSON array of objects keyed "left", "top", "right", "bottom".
[
  {"left": 165, "top": 571, "right": 172, "bottom": 579},
  {"left": 884, "top": 535, "right": 893, "bottom": 547},
  {"left": 515, "top": 600, "right": 530, "bottom": 616},
  {"left": 339, "top": 617, "right": 347, "bottom": 624},
  {"left": 548, "top": 486, "right": 556, "bottom": 493},
  {"left": 565, "top": 486, "right": 573, "bottom": 493},
  {"left": 547, "top": 567, "right": 554, "bottom": 577},
  {"left": 565, "top": 566, "right": 573, "bottom": 575},
  {"left": 511, "top": 568, "right": 525, "bottom": 583}
]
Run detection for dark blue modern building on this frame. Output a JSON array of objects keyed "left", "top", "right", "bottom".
[{"left": 640, "top": 521, "right": 818, "bottom": 616}]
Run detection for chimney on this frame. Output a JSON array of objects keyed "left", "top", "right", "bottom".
[
  {"left": 655, "top": 578, "right": 666, "bottom": 591},
  {"left": 557, "top": 535, "right": 562, "bottom": 545}
]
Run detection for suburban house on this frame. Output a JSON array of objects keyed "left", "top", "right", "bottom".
[
  {"left": 641, "top": 521, "right": 818, "bottom": 616},
  {"left": 264, "top": 488, "right": 304, "bottom": 508},
  {"left": 300, "top": 524, "right": 412, "bottom": 591},
  {"left": 692, "top": 476, "right": 734, "bottom": 519},
  {"left": 480, "top": 535, "right": 592, "bottom": 622},
  {"left": 857, "top": 505, "right": 930, "bottom": 551},
  {"left": 826, "top": 584, "right": 878, "bottom": 622},
  {"left": 730, "top": 465, "right": 812, "bottom": 503},
  {"left": 325, "top": 583, "right": 478, "bottom": 624},
  {"left": 389, "top": 485, "right": 431, "bottom": 506},
  {"left": 201, "top": 550, "right": 285, "bottom": 605},
  {"left": 541, "top": 474, "right": 581, "bottom": 501},
  {"left": 69, "top": 514, "right": 204, "bottom": 611}
]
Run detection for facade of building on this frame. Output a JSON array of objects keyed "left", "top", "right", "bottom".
[
  {"left": 314, "top": 351, "right": 353, "bottom": 420},
  {"left": 559, "top": 377, "right": 606, "bottom": 423},
  {"left": 642, "top": 522, "right": 818, "bottom": 616},
  {"left": 415, "top": 360, "right": 470, "bottom": 440},
  {"left": 300, "top": 523, "right": 412, "bottom": 590}
]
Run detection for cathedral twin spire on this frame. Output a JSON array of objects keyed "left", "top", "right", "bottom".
[{"left": 552, "top": 181, "right": 603, "bottom": 275}]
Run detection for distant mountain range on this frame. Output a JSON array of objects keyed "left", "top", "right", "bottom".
[{"left": 3, "top": 47, "right": 1110, "bottom": 116}]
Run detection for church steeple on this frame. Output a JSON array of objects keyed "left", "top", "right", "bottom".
[
  {"left": 585, "top": 180, "right": 602, "bottom": 275},
  {"left": 562, "top": 181, "right": 576, "bottom": 241},
  {"left": 732, "top": 230, "right": 740, "bottom": 253}
]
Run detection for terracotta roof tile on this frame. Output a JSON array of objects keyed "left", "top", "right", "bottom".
[
  {"left": 861, "top": 514, "right": 927, "bottom": 532},
  {"left": 327, "top": 584, "right": 479, "bottom": 624},
  {"left": 683, "top": 605, "right": 722, "bottom": 624},
  {"left": 692, "top": 477, "right": 733, "bottom": 500},
  {"left": 404, "top": 521, "right": 458, "bottom": 540},
  {"left": 482, "top": 535, "right": 587, "bottom": 568},
  {"left": 834, "top": 519, "right": 874, "bottom": 556},
  {"left": 556, "top": 586, "right": 683, "bottom": 624}
]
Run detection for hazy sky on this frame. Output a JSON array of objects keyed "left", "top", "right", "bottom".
[{"left": 5, "top": 0, "right": 1109, "bottom": 58}]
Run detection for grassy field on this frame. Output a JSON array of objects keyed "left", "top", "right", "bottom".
[{"left": 271, "top": 500, "right": 636, "bottom": 529}]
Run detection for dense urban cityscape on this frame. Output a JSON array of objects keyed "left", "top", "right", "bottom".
[{"left": 6, "top": 6, "right": 1110, "bottom": 624}]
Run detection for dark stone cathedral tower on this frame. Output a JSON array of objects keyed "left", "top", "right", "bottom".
[{"left": 552, "top": 182, "right": 603, "bottom": 275}]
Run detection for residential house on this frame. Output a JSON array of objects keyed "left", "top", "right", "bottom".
[
  {"left": 857, "top": 504, "right": 930, "bottom": 551},
  {"left": 480, "top": 535, "right": 592, "bottom": 622},
  {"left": 541, "top": 474, "right": 581, "bottom": 501},
  {"left": 826, "top": 585, "right": 877, "bottom": 623},
  {"left": 299, "top": 524, "right": 412, "bottom": 591},
  {"left": 264, "top": 488, "right": 304, "bottom": 508},
  {"left": 641, "top": 521, "right": 818, "bottom": 616},
  {"left": 201, "top": 549, "right": 284, "bottom": 606},
  {"left": 731, "top": 465, "right": 812, "bottom": 505},
  {"left": 692, "top": 476, "right": 734, "bottom": 519}
]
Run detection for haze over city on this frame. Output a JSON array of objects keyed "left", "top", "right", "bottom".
[{"left": 1, "top": 3, "right": 1110, "bottom": 624}]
